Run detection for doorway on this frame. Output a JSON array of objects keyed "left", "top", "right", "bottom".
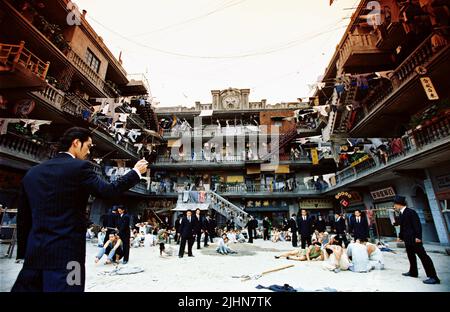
[{"left": 414, "top": 187, "right": 439, "bottom": 242}]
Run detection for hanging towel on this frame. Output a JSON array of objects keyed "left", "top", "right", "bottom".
[
  {"left": 199, "top": 191, "right": 206, "bottom": 203},
  {"left": 183, "top": 191, "right": 190, "bottom": 203}
]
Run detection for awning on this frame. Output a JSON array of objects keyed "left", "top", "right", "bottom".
[
  {"left": 199, "top": 110, "right": 214, "bottom": 117},
  {"left": 172, "top": 203, "right": 210, "bottom": 211},
  {"left": 246, "top": 166, "right": 261, "bottom": 175},
  {"left": 227, "top": 176, "right": 244, "bottom": 183},
  {"left": 167, "top": 139, "right": 182, "bottom": 147},
  {"left": 261, "top": 164, "right": 278, "bottom": 171},
  {"left": 275, "top": 165, "right": 290, "bottom": 174}
]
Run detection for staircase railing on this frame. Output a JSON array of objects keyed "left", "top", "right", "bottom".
[
  {"left": 260, "top": 126, "right": 298, "bottom": 161},
  {"left": 208, "top": 191, "right": 249, "bottom": 228}
]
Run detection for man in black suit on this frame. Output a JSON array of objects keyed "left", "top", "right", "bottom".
[
  {"left": 102, "top": 207, "right": 119, "bottom": 245},
  {"left": 12, "top": 127, "right": 147, "bottom": 292},
  {"left": 117, "top": 206, "right": 131, "bottom": 264},
  {"left": 178, "top": 209, "right": 195, "bottom": 258},
  {"left": 314, "top": 215, "right": 326, "bottom": 233},
  {"left": 298, "top": 209, "right": 312, "bottom": 249},
  {"left": 174, "top": 214, "right": 182, "bottom": 244},
  {"left": 245, "top": 215, "right": 257, "bottom": 243},
  {"left": 394, "top": 195, "right": 440, "bottom": 284},
  {"left": 288, "top": 214, "right": 298, "bottom": 247},
  {"left": 203, "top": 214, "right": 211, "bottom": 247},
  {"left": 208, "top": 215, "right": 217, "bottom": 243},
  {"left": 349, "top": 209, "right": 369, "bottom": 241},
  {"left": 333, "top": 213, "right": 348, "bottom": 247},
  {"left": 193, "top": 208, "right": 203, "bottom": 249},
  {"left": 262, "top": 217, "right": 270, "bottom": 240}
]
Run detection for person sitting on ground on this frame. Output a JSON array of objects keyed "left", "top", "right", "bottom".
[
  {"left": 95, "top": 233, "right": 123, "bottom": 264},
  {"left": 157, "top": 228, "right": 169, "bottom": 256},
  {"left": 86, "top": 226, "right": 95, "bottom": 240},
  {"left": 235, "top": 230, "right": 246, "bottom": 243},
  {"left": 322, "top": 236, "right": 350, "bottom": 272},
  {"left": 97, "top": 227, "right": 107, "bottom": 247},
  {"left": 274, "top": 242, "right": 324, "bottom": 261},
  {"left": 226, "top": 230, "right": 237, "bottom": 244},
  {"left": 346, "top": 238, "right": 372, "bottom": 273},
  {"left": 216, "top": 234, "right": 237, "bottom": 255},
  {"left": 131, "top": 230, "right": 141, "bottom": 248},
  {"left": 271, "top": 228, "right": 281, "bottom": 243},
  {"left": 365, "top": 240, "right": 385, "bottom": 270}
]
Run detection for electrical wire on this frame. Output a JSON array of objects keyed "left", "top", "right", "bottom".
[
  {"left": 129, "top": 0, "right": 248, "bottom": 39},
  {"left": 86, "top": 15, "right": 348, "bottom": 59}
]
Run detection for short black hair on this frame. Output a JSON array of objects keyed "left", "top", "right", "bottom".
[
  {"left": 355, "top": 209, "right": 362, "bottom": 213},
  {"left": 57, "top": 127, "right": 91, "bottom": 152}
]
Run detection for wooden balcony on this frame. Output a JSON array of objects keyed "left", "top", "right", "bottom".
[
  {"left": 339, "top": 33, "right": 394, "bottom": 72},
  {"left": 349, "top": 32, "right": 450, "bottom": 137},
  {"left": 0, "top": 41, "right": 49, "bottom": 89}
]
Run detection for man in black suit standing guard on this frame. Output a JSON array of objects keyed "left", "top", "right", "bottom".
[
  {"left": 193, "top": 208, "right": 203, "bottom": 249},
  {"left": 394, "top": 195, "right": 440, "bottom": 284},
  {"left": 298, "top": 209, "right": 313, "bottom": 249},
  {"left": 349, "top": 209, "right": 369, "bottom": 241},
  {"left": 117, "top": 206, "right": 131, "bottom": 264},
  {"left": 178, "top": 209, "right": 195, "bottom": 258},
  {"left": 288, "top": 214, "right": 298, "bottom": 247},
  {"left": 262, "top": 217, "right": 270, "bottom": 240},
  {"left": 245, "top": 215, "right": 257, "bottom": 243},
  {"left": 12, "top": 127, "right": 148, "bottom": 292},
  {"left": 334, "top": 213, "right": 348, "bottom": 247},
  {"left": 174, "top": 214, "right": 182, "bottom": 244}
]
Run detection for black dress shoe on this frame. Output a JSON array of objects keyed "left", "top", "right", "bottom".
[
  {"left": 402, "top": 272, "right": 418, "bottom": 277},
  {"left": 179, "top": 255, "right": 183, "bottom": 258},
  {"left": 188, "top": 254, "right": 194, "bottom": 257},
  {"left": 423, "top": 277, "right": 440, "bottom": 284}
]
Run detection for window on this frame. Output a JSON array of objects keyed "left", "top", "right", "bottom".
[{"left": 85, "top": 49, "right": 100, "bottom": 73}]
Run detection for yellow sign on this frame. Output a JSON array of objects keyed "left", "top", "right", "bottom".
[
  {"left": 420, "top": 77, "right": 439, "bottom": 100},
  {"left": 311, "top": 148, "right": 319, "bottom": 165},
  {"left": 350, "top": 155, "right": 369, "bottom": 167}
]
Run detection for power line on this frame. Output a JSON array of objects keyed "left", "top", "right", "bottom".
[
  {"left": 86, "top": 15, "right": 348, "bottom": 59},
  {"left": 129, "top": 0, "right": 248, "bottom": 39}
]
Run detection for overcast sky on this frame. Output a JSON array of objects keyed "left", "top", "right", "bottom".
[{"left": 73, "top": 0, "right": 360, "bottom": 107}]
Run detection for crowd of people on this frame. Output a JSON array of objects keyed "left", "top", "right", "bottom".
[{"left": 85, "top": 198, "right": 440, "bottom": 286}]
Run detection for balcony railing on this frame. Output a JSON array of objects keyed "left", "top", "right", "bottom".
[
  {"left": 339, "top": 33, "right": 379, "bottom": 67},
  {"left": 215, "top": 183, "right": 320, "bottom": 194},
  {"left": 62, "top": 93, "right": 92, "bottom": 119},
  {"left": 154, "top": 156, "right": 246, "bottom": 164},
  {"left": 391, "top": 33, "right": 436, "bottom": 85},
  {"left": 0, "top": 132, "right": 56, "bottom": 163},
  {"left": 66, "top": 50, "right": 113, "bottom": 97},
  {"left": 332, "top": 113, "right": 450, "bottom": 188},
  {"left": 33, "top": 83, "right": 65, "bottom": 109},
  {"left": 352, "top": 32, "right": 449, "bottom": 130},
  {"left": 0, "top": 41, "right": 50, "bottom": 80},
  {"left": 154, "top": 154, "right": 314, "bottom": 164}
]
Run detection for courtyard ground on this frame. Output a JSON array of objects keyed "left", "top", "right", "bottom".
[{"left": 1, "top": 238, "right": 449, "bottom": 292}]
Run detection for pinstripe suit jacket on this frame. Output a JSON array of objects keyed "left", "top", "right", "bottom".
[{"left": 17, "top": 153, "right": 140, "bottom": 269}]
